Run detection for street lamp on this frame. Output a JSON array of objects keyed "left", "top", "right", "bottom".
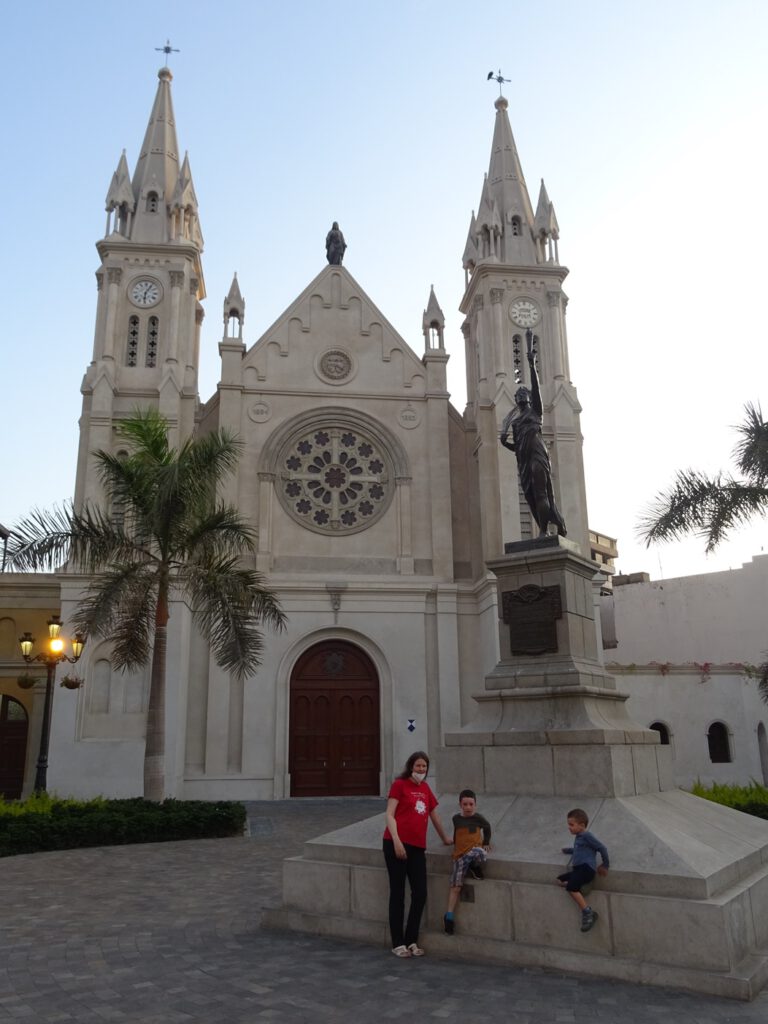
[{"left": 19, "top": 615, "right": 86, "bottom": 793}]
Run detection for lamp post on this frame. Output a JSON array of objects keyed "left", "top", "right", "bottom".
[{"left": 19, "top": 615, "right": 86, "bottom": 793}]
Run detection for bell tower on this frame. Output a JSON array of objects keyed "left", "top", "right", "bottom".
[
  {"left": 74, "top": 67, "right": 206, "bottom": 511},
  {"left": 461, "top": 94, "right": 589, "bottom": 558}
]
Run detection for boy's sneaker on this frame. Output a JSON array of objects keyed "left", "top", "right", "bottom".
[
  {"left": 443, "top": 914, "right": 455, "bottom": 935},
  {"left": 468, "top": 863, "right": 484, "bottom": 881},
  {"left": 580, "top": 909, "right": 598, "bottom": 933}
]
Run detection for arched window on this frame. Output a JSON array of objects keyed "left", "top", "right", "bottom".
[
  {"left": 649, "top": 721, "right": 671, "bottom": 745},
  {"left": 511, "top": 216, "right": 522, "bottom": 236},
  {"left": 757, "top": 722, "right": 768, "bottom": 785},
  {"left": 146, "top": 192, "right": 159, "bottom": 213},
  {"left": 127, "top": 316, "right": 139, "bottom": 366},
  {"left": 707, "top": 721, "right": 732, "bottom": 763},
  {"left": 146, "top": 316, "right": 159, "bottom": 367}
]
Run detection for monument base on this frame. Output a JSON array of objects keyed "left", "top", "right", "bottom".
[
  {"left": 266, "top": 541, "right": 768, "bottom": 998},
  {"left": 264, "top": 789, "right": 768, "bottom": 1000}
]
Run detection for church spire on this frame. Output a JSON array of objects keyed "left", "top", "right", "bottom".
[
  {"left": 467, "top": 94, "right": 539, "bottom": 269},
  {"left": 130, "top": 67, "right": 181, "bottom": 244}
]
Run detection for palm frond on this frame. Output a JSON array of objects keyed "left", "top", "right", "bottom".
[
  {"left": 185, "top": 558, "right": 285, "bottom": 678},
  {"left": 638, "top": 470, "right": 768, "bottom": 553},
  {"left": 181, "top": 505, "right": 257, "bottom": 561},
  {"left": 6, "top": 504, "right": 77, "bottom": 571},
  {"left": 734, "top": 402, "right": 768, "bottom": 485},
  {"left": 759, "top": 661, "right": 768, "bottom": 706},
  {"left": 7, "top": 503, "right": 144, "bottom": 573},
  {"left": 73, "top": 562, "right": 156, "bottom": 660}
]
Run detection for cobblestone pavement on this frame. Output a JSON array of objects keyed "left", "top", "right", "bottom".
[{"left": 1, "top": 797, "right": 767, "bottom": 1022}]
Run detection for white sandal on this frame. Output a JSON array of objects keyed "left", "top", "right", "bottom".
[
  {"left": 392, "top": 945, "right": 412, "bottom": 957},
  {"left": 407, "top": 943, "right": 425, "bottom": 957}
]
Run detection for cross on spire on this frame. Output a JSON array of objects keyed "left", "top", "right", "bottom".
[
  {"left": 155, "top": 39, "right": 180, "bottom": 66},
  {"left": 486, "top": 69, "right": 511, "bottom": 95}
]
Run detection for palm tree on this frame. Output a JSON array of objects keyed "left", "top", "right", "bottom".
[
  {"left": 8, "top": 409, "right": 285, "bottom": 800},
  {"left": 639, "top": 401, "right": 768, "bottom": 704},
  {"left": 638, "top": 402, "right": 768, "bottom": 553}
]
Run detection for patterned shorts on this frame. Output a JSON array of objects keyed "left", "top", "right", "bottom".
[{"left": 449, "top": 847, "right": 487, "bottom": 887}]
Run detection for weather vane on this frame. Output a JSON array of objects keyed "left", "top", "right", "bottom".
[
  {"left": 155, "top": 39, "right": 180, "bottom": 66},
  {"left": 487, "top": 69, "right": 511, "bottom": 95}
]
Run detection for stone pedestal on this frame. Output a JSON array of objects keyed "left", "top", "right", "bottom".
[
  {"left": 436, "top": 537, "right": 672, "bottom": 798},
  {"left": 265, "top": 540, "right": 768, "bottom": 999}
]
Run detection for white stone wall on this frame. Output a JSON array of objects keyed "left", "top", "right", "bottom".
[{"left": 605, "top": 555, "right": 768, "bottom": 788}]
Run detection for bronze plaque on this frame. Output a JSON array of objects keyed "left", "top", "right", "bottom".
[{"left": 501, "top": 584, "right": 562, "bottom": 655}]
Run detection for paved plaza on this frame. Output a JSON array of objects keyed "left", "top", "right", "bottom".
[{"left": 1, "top": 797, "right": 767, "bottom": 1023}]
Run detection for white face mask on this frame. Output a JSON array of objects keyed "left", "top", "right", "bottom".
[{"left": 412, "top": 771, "right": 426, "bottom": 783}]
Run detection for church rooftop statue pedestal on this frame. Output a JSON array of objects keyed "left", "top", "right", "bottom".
[{"left": 265, "top": 538, "right": 768, "bottom": 1001}]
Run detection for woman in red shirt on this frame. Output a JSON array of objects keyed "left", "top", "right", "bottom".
[{"left": 383, "top": 751, "right": 452, "bottom": 957}]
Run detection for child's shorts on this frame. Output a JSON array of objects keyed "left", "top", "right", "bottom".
[
  {"left": 557, "top": 864, "right": 595, "bottom": 893},
  {"left": 449, "top": 847, "right": 487, "bottom": 887}
]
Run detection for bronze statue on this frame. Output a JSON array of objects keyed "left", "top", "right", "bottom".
[
  {"left": 325, "top": 222, "right": 347, "bottom": 265},
  {"left": 500, "top": 331, "right": 567, "bottom": 539}
]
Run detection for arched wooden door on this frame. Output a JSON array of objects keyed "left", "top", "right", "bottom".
[
  {"left": 289, "top": 640, "right": 380, "bottom": 797},
  {"left": 0, "top": 695, "right": 29, "bottom": 800}
]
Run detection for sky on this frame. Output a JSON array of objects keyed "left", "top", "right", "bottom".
[{"left": 1, "top": 0, "right": 766, "bottom": 581}]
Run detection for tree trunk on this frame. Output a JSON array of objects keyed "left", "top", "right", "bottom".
[{"left": 144, "top": 586, "right": 169, "bottom": 801}]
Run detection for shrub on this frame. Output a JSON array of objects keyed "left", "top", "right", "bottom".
[
  {"left": 691, "top": 780, "right": 768, "bottom": 821},
  {"left": 0, "top": 796, "right": 246, "bottom": 857}
]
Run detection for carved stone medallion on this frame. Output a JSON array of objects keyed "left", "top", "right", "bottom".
[{"left": 318, "top": 349, "right": 352, "bottom": 382}]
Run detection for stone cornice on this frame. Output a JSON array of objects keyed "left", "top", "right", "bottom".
[{"left": 459, "top": 261, "right": 569, "bottom": 315}]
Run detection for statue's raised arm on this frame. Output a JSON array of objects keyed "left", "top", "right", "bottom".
[
  {"left": 526, "top": 330, "right": 543, "bottom": 418},
  {"left": 499, "top": 329, "right": 567, "bottom": 539}
]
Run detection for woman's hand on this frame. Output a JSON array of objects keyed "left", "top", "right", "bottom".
[{"left": 394, "top": 839, "right": 407, "bottom": 860}]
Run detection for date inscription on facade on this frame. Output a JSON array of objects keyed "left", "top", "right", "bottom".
[{"left": 501, "top": 584, "right": 562, "bottom": 656}]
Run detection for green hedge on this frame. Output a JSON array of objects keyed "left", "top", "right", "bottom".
[
  {"left": 0, "top": 794, "right": 246, "bottom": 857},
  {"left": 691, "top": 780, "right": 768, "bottom": 821}
]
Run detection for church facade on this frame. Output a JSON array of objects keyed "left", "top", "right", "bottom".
[{"left": 6, "top": 68, "right": 592, "bottom": 800}]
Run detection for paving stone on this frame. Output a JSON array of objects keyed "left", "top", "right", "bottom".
[{"left": 1, "top": 797, "right": 768, "bottom": 1020}]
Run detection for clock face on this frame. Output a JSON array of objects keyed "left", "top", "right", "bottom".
[
  {"left": 509, "top": 298, "right": 541, "bottom": 328},
  {"left": 130, "top": 279, "right": 161, "bottom": 307}
]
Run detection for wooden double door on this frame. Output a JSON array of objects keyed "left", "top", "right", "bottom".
[
  {"left": 0, "top": 696, "right": 28, "bottom": 800},
  {"left": 289, "top": 640, "right": 380, "bottom": 797}
]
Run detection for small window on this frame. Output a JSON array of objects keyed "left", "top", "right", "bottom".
[
  {"left": 511, "top": 216, "right": 522, "bottom": 236},
  {"left": 707, "top": 722, "right": 732, "bottom": 763},
  {"left": 146, "top": 192, "right": 159, "bottom": 213},
  {"left": 649, "top": 721, "right": 670, "bottom": 745},
  {"left": 146, "top": 316, "right": 159, "bottom": 367},
  {"left": 127, "top": 316, "right": 139, "bottom": 366}
]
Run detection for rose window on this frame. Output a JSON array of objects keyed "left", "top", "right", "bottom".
[{"left": 278, "top": 426, "right": 393, "bottom": 534}]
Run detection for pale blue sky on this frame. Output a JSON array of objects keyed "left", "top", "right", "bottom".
[{"left": 1, "top": 0, "right": 766, "bottom": 579}]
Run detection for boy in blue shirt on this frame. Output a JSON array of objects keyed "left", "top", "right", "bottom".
[{"left": 557, "top": 807, "right": 609, "bottom": 932}]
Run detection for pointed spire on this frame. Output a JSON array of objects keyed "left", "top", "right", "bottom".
[
  {"left": 462, "top": 211, "right": 478, "bottom": 271},
  {"left": 105, "top": 151, "right": 134, "bottom": 211},
  {"left": 104, "top": 150, "right": 135, "bottom": 237},
  {"left": 170, "top": 152, "right": 203, "bottom": 249},
  {"left": 534, "top": 179, "right": 560, "bottom": 263},
  {"left": 223, "top": 272, "right": 245, "bottom": 340},
  {"left": 422, "top": 284, "right": 445, "bottom": 350},
  {"left": 130, "top": 67, "right": 181, "bottom": 244},
  {"left": 470, "top": 94, "right": 539, "bottom": 266}
]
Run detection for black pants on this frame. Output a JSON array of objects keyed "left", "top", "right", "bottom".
[{"left": 383, "top": 838, "right": 427, "bottom": 948}]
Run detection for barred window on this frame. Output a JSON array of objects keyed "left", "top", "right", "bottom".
[
  {"left": 127, "top": 316, "right": 139, "bottom": 366},
  {"left": 146, "top": 316, "right": 159, "bottom": 367}
]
